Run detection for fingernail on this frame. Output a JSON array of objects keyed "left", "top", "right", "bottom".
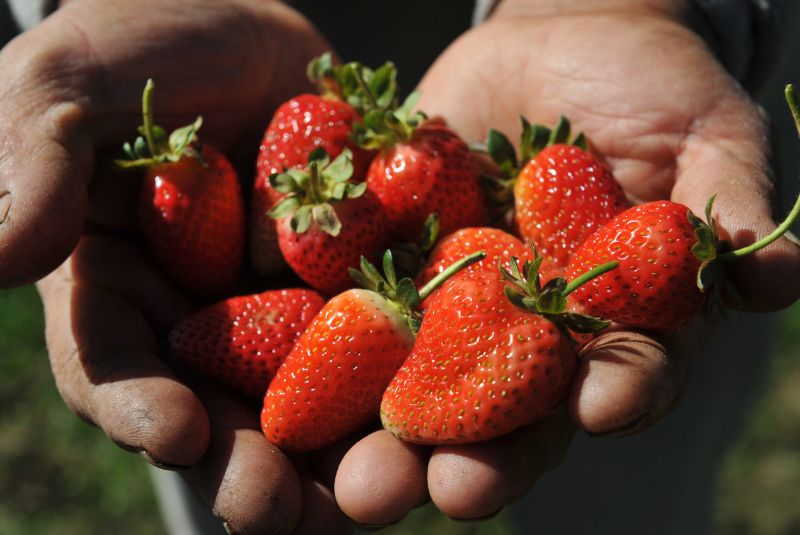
[
  {"left": 587, "top": 412, "right": 650, "bottom": 438},
  {"left": 785, "top": 230, "right": 800, "bottom": 247},
  {"left": 0, "top": 191, "right": 11, "bottom": 224},
  {"left": 139, "top": 450, "right": 191, "bottom": 471},
  {"left": 222, "top": 521, "right": 234, "bottom": 535}
]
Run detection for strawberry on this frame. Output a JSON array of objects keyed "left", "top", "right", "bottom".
[
  {"left": 269, "top": 149, "right": 390, "bottom": 296},
  {"left": 355, "top": 89, "right": 488, "bottom": 242},
  {"left": 168, "top": 289, "right": 325, "bottom": 400},
  {"left": 567, "top": 188, "right": 800, "bottom": 331},
  {"left": 250, "top": 53, "right": 378, "bottom": 276},
  {"left": 417, "top": 226, "right": 563, "bottom": 289},
  {"left": 484, "top": 117, "right": 629, "bottom": 268},
  {"left": 118, "top": 79, "right": 244, "bottom": 296},
  {"left": 381, "top": 254, "right": 616, "bottom": 445},
  {"left": 262, "top": 250, "right": 485, "bottom": 451}
]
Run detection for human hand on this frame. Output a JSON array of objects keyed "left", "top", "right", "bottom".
[
  {"left": 331, "top": 0, "right": 800, "bottom": 525},
  {"left": 4, "top": 0, "right": 355, "bottom": 532}
]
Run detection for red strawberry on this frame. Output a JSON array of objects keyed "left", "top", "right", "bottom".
[
  {"left": 357, "top": 93, "right": 488, "bottom": 241},
  {"left": 417, "top": 227, "right": 563, "bottom": 289},
  {"left": 118, "top": 79, "right": 244, "bottom": 296},
  {"left": 566, "top": 201, "right": 704, "bottom": 330},
  {"left": 269, "top": 149, "right": 389, "bottom": 296},
  {"left": 168, "top": 289, "right": 325, "bottom": 400},
  {"left": 485, "top": 117, "right": 629, "bottom": 268},
  {"left": 566, "top": 174, "right": 800, "bottom": 330},
  {"left": 250, "top": 54, "right": 377, "bottom": 276},
  {"left": 381, "top": 255, "right": 615, "bottom": 445},
  {"left": 262, "top": 250, "right": 485, "bottom": 451}
]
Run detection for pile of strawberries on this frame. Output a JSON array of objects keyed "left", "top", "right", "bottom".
[{"left": 118, "top": 56, "right": 800, "bottom": 451}]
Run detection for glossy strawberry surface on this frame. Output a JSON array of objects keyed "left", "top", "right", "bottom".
[
  {"left": 140, "top": 143, "right": 244, "bottom": 296},
  {"left": 567, "top": 200, "right": 703, "bottom": 330},
  {"left": 381, "top": 269, "right": 576, "bottom": 445},
  {"left": 417, "top": 227, "right": 563, "bottom": 289},
  {"left": 169, "top": 289, "right": 325, "bottom": 400},
  {"left": 262, "top": 289, "right": 416, "bottom": 451},
  {"left": 514, "top": 144, "right": 629, "bottom": 268},
  {"left": 367, "top": 122, "right": 488, "bottom": 242},
  {"left": 275, "top": 189, "right": 390, "bottom": 296},
  {"left": 251, "top": 94, "right": 374, "bottom": 275}
]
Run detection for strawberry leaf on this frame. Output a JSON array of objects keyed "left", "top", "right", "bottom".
[
  {"left": 487, "top": 129, "right": 518, "bottom": 174},
  {"left": 326, "top": 149, "right": 354, "bottom": 182},
  {"left": 168, "top": 117, "right": 203, "bottom": 157},
  {"left": 536, "top": 289, "right": 566, "bottom": 315},
  {"left": 383, "top": 250, "right": 398, "bottom": 288},
  {"left": 345, "top": 181, "right": 367, "bottom": 199},
  {"left": 291, "top": 205, "right": 313, "bottom": 234},
  {"left": 268, "top": 196, "right": 301, "bottom": 220},
  {"left": 548, "top": 116, "right": 571, "bottom": 145},
  {"left": 563, "top": 312, "right": 611, "bottom": 333},
  {"left": 312, "top": 204, "right": 341, "bottom": 236}
]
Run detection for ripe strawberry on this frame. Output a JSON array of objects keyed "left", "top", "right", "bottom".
[
  {"left": 417, "top": 227, "right": 563, "bottom": 289},
  {"left": 381, "top": 255, "right": 616, "bottom": 445},
  {"left": 262, "top": 250, "right": 485, "bottom": 451},
  {"left": 484, "top": 117, "right": 629, "bottom": 268},
  {"left": 168, "top": 289, "right": 325, "bottom": 400},
  {"left": 566, "top": 170, "right": 800, "bottom": 331},
  {"left": 566, "top": 201, "right": 705, "bottom": 330},
  {"left": 118, "top": 79, "right": 244, "bottom": 296},
  {"left": 250, "top": 54, "right": 393, "bottom": 275},
  {"left": 356, "top": 92, "right": 488, "bottom": 242},
  {"left": 269, "top": 149, "right": 389, "bottom": 296}
]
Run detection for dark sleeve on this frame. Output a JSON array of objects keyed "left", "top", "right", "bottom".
[{"left": 689, "top": 0, "right": 790, "bottom": 91}]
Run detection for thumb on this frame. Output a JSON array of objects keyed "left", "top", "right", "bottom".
[
  {"left": 671, "top": 88, "right": 800, "bottom": 312},
  {"left": 0, "top": 27, "right": 94, "bottom": 287}
]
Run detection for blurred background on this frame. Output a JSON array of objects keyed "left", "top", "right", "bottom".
[{"left": 3, "top": 4, "right": 800, "bottom": 535}]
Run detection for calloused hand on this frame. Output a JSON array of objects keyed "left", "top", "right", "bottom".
[
  {"left": 3, "top": 0, "right": 354, "bottom": 532},
  {"left": 330, "top": 0, "right": 800, "bottom": 525}
]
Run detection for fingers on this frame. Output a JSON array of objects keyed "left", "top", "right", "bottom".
[
  {"left": 426, "top": 410, "right": 574, "bottom": 520},
  {"left": 334, "top": 430, "right": 429, "bottom": 526},
  {"left": 180, "top": 383, "right": 305, "bottom": 535},
  {"left": 672, "top": 88, "right": 800, "bottom": 311},
  {"left": 0, "top": 28, "right": 94, "bottom": 285},
  {"left": 567, "top": 326, "right": 699, "bottom": 435},
  {"left": 37, "top": 246, "right": 210, "bottom": 468}
]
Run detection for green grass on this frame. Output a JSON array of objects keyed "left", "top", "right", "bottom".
[
  {"left": 2, "top": 284, "right": 800, "bottom": 534},
  {"left": 0, "top": 286, "right": 162, "bottom": 535}
]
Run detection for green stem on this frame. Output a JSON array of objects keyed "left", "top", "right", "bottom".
[
  {"left": 717, "top": 192, "right": 800, "bottom": 262},
  {"left": 785, "top": 84, "right": 800, "bottom": 138},
  {"left": 142, "top": 79, "right": 157, "bottom": 157},
  {"left": 418, "top": 251, "right": 486, "bottom": 301},
  {"left": 564, "top": 261, "right": 619, "bottom": 296}
]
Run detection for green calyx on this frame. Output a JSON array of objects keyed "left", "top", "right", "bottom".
[
  {"left": 480, "top": 115, "right": 587, "bottom": 206},
  {"left": 268, "top": 148, "right": 364, "bottom": 236},
  {"left": 500, "top": 250, "right": 617, "bottom": 340},
  {"left": 306, "top": 52, "right": 427, "bottom": 149},
  {"left": 116, "top": 79, "right": 203, "bottom": 169},
  {"left": 692, "top": 84, "right": 800, "bottom": 311},
  {"left": 308, "top": 52, "right": 401, "bottom": 116},
  {"left": 350, "top": 249, "right": 486, "bottom": 335},
  {"left": 388, "top": 213, "right": 441, "bottom": 279}
]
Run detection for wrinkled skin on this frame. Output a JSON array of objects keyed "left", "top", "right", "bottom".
[{"left": 1, "top": 0, "right": 799, "bottom": 532}]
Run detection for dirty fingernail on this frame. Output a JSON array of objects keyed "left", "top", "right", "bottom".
[
  {"left": 139, "top": 450, "right": 191, "bottom": 471},
  {"left": 587, "top": 412, "right": 650, "bottom": 438}
]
